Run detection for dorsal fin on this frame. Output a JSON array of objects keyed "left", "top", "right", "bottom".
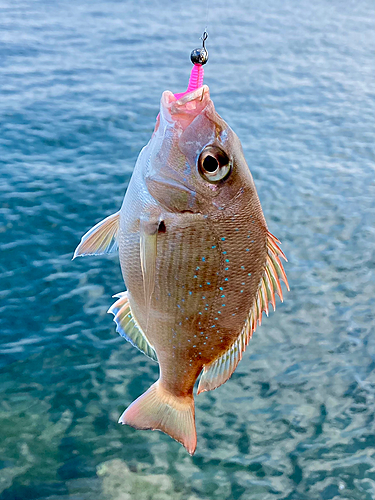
[
  {"left": 73, "top": 211, "right": 120, "bottom": 258},
  {"left": 108, "top": 291, "right": 158, "bottom": 362},
  {"left": 197, "top": 231, "right": 289, "bottom": 394}
]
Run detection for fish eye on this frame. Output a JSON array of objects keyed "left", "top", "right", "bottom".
[{"left": 198, "top": 146, "right": 231, "bottom": 183}]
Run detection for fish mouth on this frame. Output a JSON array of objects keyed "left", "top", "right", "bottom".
[{"left": 161, "top": 85, "right": 211, "bottom": 129}]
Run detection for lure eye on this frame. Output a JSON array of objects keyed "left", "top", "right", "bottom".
[{"left": 198, "top": 146, "right": 231, "bottom": 183}]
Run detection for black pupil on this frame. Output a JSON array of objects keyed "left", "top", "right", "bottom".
[{"left": 203, "top": 155, "right": 219, "bottom": 173}]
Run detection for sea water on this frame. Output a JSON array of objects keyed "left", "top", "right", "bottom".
[{"left": 0, "top": 0, "right": 374, "bottom": 498}]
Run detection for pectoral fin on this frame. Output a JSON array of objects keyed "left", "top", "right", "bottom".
[
  {"left": 140, "top": 218, "right": 160, "bottom": 317},
  {"left": 73, "top": 211, "right": 120, "bottom": 258}
]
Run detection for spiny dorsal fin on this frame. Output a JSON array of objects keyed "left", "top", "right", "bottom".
[
  {"left": 73, "top": 211, "right": 120, "bottom": 259},
  {"left": 108, "top": 291, "right": 158, "bottom": 362},
  {"left": 197, "top": 231, "right": 289, "bottom": 394}
]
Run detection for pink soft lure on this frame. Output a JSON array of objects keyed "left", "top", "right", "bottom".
[{"left": 174, "top": 64, "right": 205, "bottom": 100}]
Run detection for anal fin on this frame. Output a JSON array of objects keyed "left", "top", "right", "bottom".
[
  {"left": 108, "top": 291, "right": 158, "bottom": 362},
  {"left": 73, "top": 211, "right": 120, "bottom": 258}
]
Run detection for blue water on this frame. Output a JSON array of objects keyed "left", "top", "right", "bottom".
[{"left": 1, "top": 0, "right": 374, "bottom": 498}]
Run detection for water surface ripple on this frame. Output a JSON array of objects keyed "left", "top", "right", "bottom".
[{"left": 0, "top": 0, "right": 374, "bottom": 499}]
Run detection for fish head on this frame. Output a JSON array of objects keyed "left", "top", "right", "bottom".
[{"left": 144, "top": 86, "right": 259, "bottom": 215}]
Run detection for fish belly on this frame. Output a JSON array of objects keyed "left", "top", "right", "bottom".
[{"left": 119, "top": 207, "right": 267, "bottom": 396}]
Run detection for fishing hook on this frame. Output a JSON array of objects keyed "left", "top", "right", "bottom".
[{"left": 201, "top": 30, "right": 208, "bottom": 50}]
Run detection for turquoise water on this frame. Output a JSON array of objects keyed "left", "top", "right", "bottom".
[{"left": 1, "top": 0, "right": 374, "bottom": 498}]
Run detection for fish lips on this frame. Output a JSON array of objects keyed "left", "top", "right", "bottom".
[{"left": 161, "top": 85, "right": 211, "bottom": 130}]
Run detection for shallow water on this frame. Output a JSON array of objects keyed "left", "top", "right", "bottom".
[{"left": 0, "top": 0, "right": 374, "bottom": 499}]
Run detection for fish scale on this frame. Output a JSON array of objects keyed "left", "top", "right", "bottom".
[
  {"left": 152, "top": 217, "right": 222, "bottom": 370},
  {"left": 74, "top": 83, "right": 288, "bottom": 455}
]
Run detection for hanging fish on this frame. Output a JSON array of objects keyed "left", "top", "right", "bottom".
[{"left": 74, "top": 33, "right": 289, "bottom": 455}]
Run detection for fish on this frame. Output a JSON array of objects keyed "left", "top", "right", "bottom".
[{"left": 74, "top": 83, "right": 289, "bottom": 455}]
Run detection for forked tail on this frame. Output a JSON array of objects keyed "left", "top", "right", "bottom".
[{"left": 119, "top": 380, "right": 197, "bottom": 455}]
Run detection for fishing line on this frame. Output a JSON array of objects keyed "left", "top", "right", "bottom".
[{"left": 204, "top": 0, "right": 210, "bottom": 35}]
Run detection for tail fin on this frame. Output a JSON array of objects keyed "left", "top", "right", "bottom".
[{"left": 119, "top": 381, "right": 197, "bottom": 455}]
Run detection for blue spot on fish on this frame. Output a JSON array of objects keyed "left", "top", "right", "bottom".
[
  {"left": 212, "top": 245, "right": 216, "bottom": 249},
  {"left": 202, "top": 257, "right": 206, "bottom": 262},
  {"left": 225, "top": 259, "right": 229, "bottom": 263},
  {"left": 225, "top": 278, "right": 228, "bottom": 281},
  {"left": 221, "top": 294, "right": 225, "bottom": 298},
  {"left": 223, "top": 251, "right": 227, "bottom": 255}
]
